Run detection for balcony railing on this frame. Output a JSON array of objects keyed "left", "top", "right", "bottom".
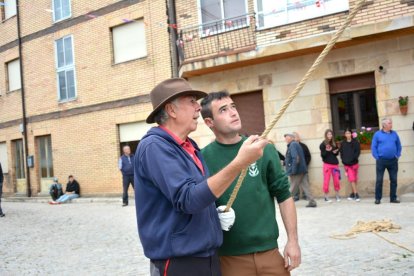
[{"left": 177, "top": 14, "right": 256, "bottom": 64}]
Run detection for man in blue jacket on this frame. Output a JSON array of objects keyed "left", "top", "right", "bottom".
[
  {"left": 284, "top": 133, "right": 317, "bottom": 208},
  {"left": 371, "top": 117, "right": 402, "bottom": 204},
  {"left": 118, "top": 145, "right": 134, "bottom": 206},
  {"left": 134, "top": 78, "right": 268, "bottom": 276}
]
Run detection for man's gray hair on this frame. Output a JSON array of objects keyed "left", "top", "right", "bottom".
[
  {"left": 153, "top": 98, "right": 180, "bottom": 125},
  {"left": 381, "top": 117, "right": 392, "bottom": 128}
]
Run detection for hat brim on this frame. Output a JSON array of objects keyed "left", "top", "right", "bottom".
[{"left": 146, "top": 90, "right": 208, "bottom": 124}]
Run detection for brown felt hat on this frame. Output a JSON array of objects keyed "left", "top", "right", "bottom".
[{"left": 146, "top": 78, "right": 207, "bottom": 124}]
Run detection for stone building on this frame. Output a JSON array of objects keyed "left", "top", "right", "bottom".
[
  {"left": 174, "top": 0, "right": 414, "bottom": 197},
  {"left": 0, "top": 0, "right": 171, "bottom": 196}
]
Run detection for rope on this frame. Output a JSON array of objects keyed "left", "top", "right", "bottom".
[
  {"left": 224, "top": 0, "right": 367, "bottom": 212},
  {"left": 330, "top": 219, "right": 414, "bottom": 253}
]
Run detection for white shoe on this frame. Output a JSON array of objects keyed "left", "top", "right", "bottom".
[
  {"left": 336, "top": 195, "right": 341, "bottom": 202},
  {"left": 324, "top": 197, "right": 332, "bottom": 203}
]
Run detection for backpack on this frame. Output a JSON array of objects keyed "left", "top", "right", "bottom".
[{"left": 49, "top": 183, "right": 63, "bottom": 201}]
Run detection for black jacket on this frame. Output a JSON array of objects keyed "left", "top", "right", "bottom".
[
  {"left": 66, "top": 180, "right": 80, "bottom": 195},
  {"left": 340, "top": 139, "right": 360, "bottom": 165},
  {"left": 299, "top": 142, "right": 311, "bottom": 166},
  {"left": 320, "top": 141, "right": 339, "bottom": 165},
  {"left": 0, "top": 162, "right": 3, "bottom": 183}
]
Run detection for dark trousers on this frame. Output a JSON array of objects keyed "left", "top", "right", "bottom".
[
  {"left": 122, "top": 175, "right": 134, "bottom": 204},
  {"left": 375, "top": 158, "right": 398, "bottom": 201},
  {"left": 150, "top": 253, "right": 221, "bottom": 276},
  {"left": 0, "top": 182, "right": 3, "bottom": 215}
]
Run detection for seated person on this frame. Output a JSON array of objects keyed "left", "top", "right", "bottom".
[
  {"left": 50, "top": 175, "right": 80, "bottom": 204},
  {"left": 49, "top": 177, "right": 63, "bottom": 201}
]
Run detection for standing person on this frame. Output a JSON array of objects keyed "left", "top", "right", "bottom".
[
  {"left": 372, "top": 117, "right": 402, "bottom": 204},
  {"left": 284, "top": 133, "right": 317, "bottom": 208},
  {"left": 201, "top": 91, "right": 301, "bottom": 275},
  {"left": 49, "top": 175, "right": 80, "bottom": 204},
  {"left": 320, "top": 129, "right": 341, "bottom": 203},
  {"left": 118, "top": 145, "right": 134, "bottom": 207},
  {"left": 292, "top": 131, "right": 311, "bottom": 201},
  {"left": 134, "top": 78, "right": 268, "bottom": 276},
  {"left": 340, "top": 128, "right": 361, "bottom": 201},
  {"left": 0, "top": 162, "right": 5, "bottom": 217}
]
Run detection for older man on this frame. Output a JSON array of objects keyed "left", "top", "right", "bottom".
[
  {"left": 134, "top": 78, "right": 268, "bottom": 275},
  {"left": 118, "top": 145, "right": 134, "bottom": 206},
  {"left": 372, "top": 117, "right": 402, "bottom": 204}
]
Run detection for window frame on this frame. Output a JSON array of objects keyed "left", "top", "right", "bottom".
[
  {"left": 111, "top": 20, "right": 148, "bottom": 64},
  {"left": 254, "top": 0, "right": 349, "bottom": 30},
  {"left": 54, "top": 35, "right": 77, "bottom": 102},
  {"left": 6, "top": 58, "right": 22, "bottom": 93},
  {"left": 197, "top": 0, "right": 250, "bottom": 36},
  {"left": 52, "top": 0, "right": 72, "bottom": 23}
]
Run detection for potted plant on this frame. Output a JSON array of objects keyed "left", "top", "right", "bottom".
[
  {"left": 353, "top": 127, "right": 374, "bottom": 150},
  {"left": 398, "top": 96, "right": 409, "bottom": 115}
]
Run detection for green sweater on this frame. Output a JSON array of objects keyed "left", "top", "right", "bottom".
[{"left": 202, "top": 137, "right": 291, "bottom": 256}]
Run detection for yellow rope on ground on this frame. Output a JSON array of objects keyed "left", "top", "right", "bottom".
[
  {"left": 330, "top": 219, "right": 414, "bottom": 253},
  {"left": 224, "top": 0, "right": 367, "bottom": 212}
]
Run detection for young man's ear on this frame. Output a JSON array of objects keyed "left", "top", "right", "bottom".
[{"left": 204, "top": 117, "right": 214, "bottom": 129}]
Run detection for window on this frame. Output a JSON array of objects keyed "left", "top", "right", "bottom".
[
  {"left": 199, "top": 0, "right": 248, "bottom": 33},
  {"left": 37, "top": 136, "right": 54, "bottom": 178},
  {"left": 6, "top": 59, "right": 21, "bottom": 92},
  {"left": 53, "top": 0, "right": 71, "bottom": 22},
  {"left": 13, "top": 139, "right": 25, "bottom": 179},
  {"left": 3, "top": 0, "right": 17, "bottom": 20},
  {"left": 112, "top": 20, "right": 147, "bottom": 64},
  {"left": 256, "top": 0, "right": 349, "bottom": 29},
  {"left": 329, "top": 73, "right": 379, "bottom": 135},
  {"left": 55, "top": 35, "right": 76, "bottom": 101}
]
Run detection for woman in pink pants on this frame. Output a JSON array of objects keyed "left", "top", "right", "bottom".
[{"left": 319, "top": 129, "right": 341, "bottom": 202}]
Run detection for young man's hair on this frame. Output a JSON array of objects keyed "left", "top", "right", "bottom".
[{"left": 200, "top": 91, "right": 230, "bottom": 119}]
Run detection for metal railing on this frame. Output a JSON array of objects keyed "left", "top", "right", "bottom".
[{"left": 177, "top": 13, "right": 256, "bottom": 63}]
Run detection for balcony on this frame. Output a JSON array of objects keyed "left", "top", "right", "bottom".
[{"left": 177, "top": 14, "right": 256, "bottom": 65}]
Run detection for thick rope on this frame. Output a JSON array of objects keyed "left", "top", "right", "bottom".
[
  {"left": 330, "top": 219, "right": 414, "bottom": 253},
  {"left": 225, "top": 0, "right": 367, "bottom": 211}
]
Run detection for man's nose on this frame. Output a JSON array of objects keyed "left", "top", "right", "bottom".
[{"left": 195, "top": 101, "right": 201, "bottom": 111}]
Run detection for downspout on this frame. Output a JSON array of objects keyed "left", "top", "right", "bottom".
[
  {"left": 16, "top": 0, "right": 31, "bottom": 197},
  {"left": 167, "top": 0, "right": 179, "bottom": 77}
]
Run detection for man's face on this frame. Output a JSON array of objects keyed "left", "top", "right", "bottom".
[
  {"left": 205, "top": 97, "right": 241, "bottom": 135},
  {"left": 171, "top": 95, "right": 201, "bottom": 134},
  {"left": 285, "top": 135, "right": 293, "bottom": 144},
  {"left": 69, "top": 177, "right": 74, "bottom": 183},
  {"left": 123, "top": 146, "right": 131, "bottom": 155},
  {"left": 383, "top": 120, "right": 393, "bottom": 131}
]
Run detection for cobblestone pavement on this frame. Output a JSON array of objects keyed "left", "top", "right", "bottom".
[{"left": 0, "top": 198, "right": 413, "bottom": 275}]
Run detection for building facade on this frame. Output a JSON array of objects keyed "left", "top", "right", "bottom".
[
  {"left": 175, "top": 0, "right": 414, "bottom": 197},
  {"left": 0, "top": 0, "right": 172, "bottom": 196}
]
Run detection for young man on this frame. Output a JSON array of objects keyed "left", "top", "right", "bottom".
[
  {"left": 134, "top": 78, "right": 268, "bottom": 276},
  {"left": 118, "top": 145, "right": 134, "bottom": 206},
  {"left": 201, "top": 91, "right": 301, "bottom": 275},
  {"left": 371, "top": 117, "right": 402, "bottom": 204}
]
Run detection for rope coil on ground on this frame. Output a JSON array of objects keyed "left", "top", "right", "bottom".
[
  {"left": 224, "top": 0, "right": 368, "bottom": 212},
  {"left": 330, "top": 219, "right": 414, "bottom": 254}
]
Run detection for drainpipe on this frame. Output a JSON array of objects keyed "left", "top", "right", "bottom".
[
  {"left": 16, "top": 0, "right": 31, "bottom": 197},
  {"left": 167, "top": 0, "right": 179, "bottom": 77}
]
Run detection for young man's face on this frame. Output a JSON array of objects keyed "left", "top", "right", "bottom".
[{"left": 205, "top": 97, "right": 241, "bottom": 135}]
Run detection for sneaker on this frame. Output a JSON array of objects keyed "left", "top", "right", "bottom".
[
  {"left": 347, "top": 193, "right": 355, "bottom": 201},
  {"left": 355, "top": 193, "right": 360, "bottom": 202},
  {"left": 324, "top": 197, "right": 332, "bottom": 203},
  {"left": 306, "top": 200, "right": 317, "bottom": 208},
  {"left": 336, "top": 195, "right": 341, "bottom": 202},
  {"left": 0, "top": 213, "right": 5, "bottom": 217}
]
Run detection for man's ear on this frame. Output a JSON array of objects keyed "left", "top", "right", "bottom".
[
  {"left": 165, "top": 103, "right": 177, "bottom": 119},
  {"left": 204, "top": 117, "right": 214, "bottom": 129}
]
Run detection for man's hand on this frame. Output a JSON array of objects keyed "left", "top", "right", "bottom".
[
  {"left": 283, "top": 240, "right": 301, "bottom": 272},
  {"left": 216, "top": 206, "right": 235, "bottom": 231},
  {"left": 234, "top": 135, "right": 268, "bottom": 168}
]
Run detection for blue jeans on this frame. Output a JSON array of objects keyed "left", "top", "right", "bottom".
[
  {"left": 375, "top": 158, "right": 398, "bottom": 201},
  {"left": 56, "top": 193, "right": 79, "bottom": 203},
  {"left": 122, "top": 175, "right": 134, "bottom": 204}
]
